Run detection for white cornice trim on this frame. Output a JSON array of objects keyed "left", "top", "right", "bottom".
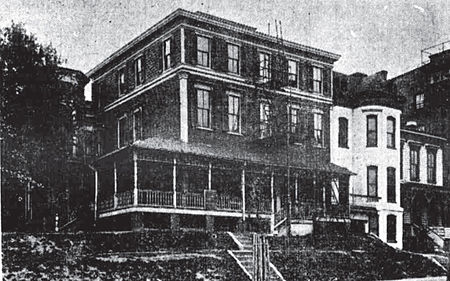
[
  {"left": 87, "top": 9, "right": 339, "bottom": 78},
  {"left": 401, "top": 129, "right": 447, "bottom": 141}
]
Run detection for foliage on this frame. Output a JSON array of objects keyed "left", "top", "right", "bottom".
[{"left": 0, "top": 22, "right": 86, "bottom": 231}]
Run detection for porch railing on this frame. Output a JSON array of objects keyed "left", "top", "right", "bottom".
[
  {"left": 176, "top": 192, "right": 205, "bottom": 209},
  {"left": 217, "top": 194, "right": 242, "bottom": 211},
  {"left": 138, "top": 190, "right": 173, "bottom": 207},
  {"left": 246, "top": 199, "right": 272, "bottom": 214},
  {"left": 117, "top": 191, "right": 133, "bottom": 208},
  {"left": 98, "top": 196, "right": 114, "bottom": 211}
]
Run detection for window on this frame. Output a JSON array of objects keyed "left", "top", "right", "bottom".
[
  {"left": 387, "top": 117, "right": 396, "bottom": 148},
  {"left": 118, "top": 68, "right": 126, "bottom": 96},
  {"left": 227, "top": 43, "right": 239, "bottom": 74},
  {"left": 427, "top": 149, "right": 436, "bottom": 183},
  {"left": 118, "top": 115, "right": 127, "bottom": 148},
  {"left": 227, "top": 93, "right": 240, "bottom": 133},
  {"left": 367, "top": 115, "right": 377, "bottom": 147},
  {"left": 387, "top": 167, "right": 396, "bottom": 203},
  {"left": 197, "top": 36, "right": 210, "bottom": 67},
  {"left": 197, "top": 88, "right": 211, "bottom": 128},
  {"left": 415, "top": 93, "right": 424, "bottom": 109},
  {"left": 289, "top": 105, "right": 300, "bottom": 134},
  {"left": 135, "top": 57, "right": 143, "bottom": 86},
  {"left": 313, "top": 67, "right": 323, "bottom": 93},
  {"left": 260, "top": 101, "right": 272, "bottom": 138},
  {"left": 367, "top": 166, "right": 378, "bottom": 200},
  {"left": 288, "top": 60, "right": 298, "bottom": 88},
  {"left": 369, "top": 214, "right": 379, "bottom": 236},
  {"left": 331, "top": 179, "right": 339, "bottom": 205},
  {"left": 387, "top": 215, "right": 397, "bottom": 243},
  {"left": 259, "top": 52, "right": 271, "bottom": 81},
  {"left": 400, "top": 141, "right": 404, "bottom": 179},
  {"left": 133, "top": 108, "right": 142, "bottom": 142},
  {"left": 338, "top": 117, "right": 348, "bottom": 148},
  {"left": 163, "top": 38, "right": 171, "bottom": 70},
  {"left": 314, "top": 113, "right": 323, "bottom": 146},
  {"left": 410, "top": 145, "right": 420, "bottom": 181}
]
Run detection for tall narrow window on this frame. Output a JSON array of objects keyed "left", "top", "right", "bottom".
[
  {"left": 259, "top": 52, "right": 271, "bottom": 81},
  {"left": 415, "top": 93, "right": 424, "bottom": 109},
  {"left": 197, "top": 36, "right": 210, "bottom": 67},
  {"left": 227, "top": 43, "right": 239, "bottom": 74},
  {"left": 387, "top": 215, "right": 397, "bottom": 243},
  {"left": 197, "top": 88, "right": 211, "bottom": 128},
  {"left": 133, "top": 108, "right": 142, "bottom": 142},
  {"left": 260, "top": 101, "right": 272, "bottom": 138},
  {"left": 313, "top": 67, "right": 323, "bottom": 93},
  {"left": 135, "top": 57, "right": 143, "bottom": 86},
  {"left": 387, "top": 167, "right": 396, "bottom": 203},
  {"left": 163, "top": 38, "right": 171, "bottom": 70},
  {"left": 387, "top": 117, "right": 396, "bottom": 148},
  {"left": 410, "top": 145, "right": 420, "bottom": 181},
  {"left": 118, "top": 115, "right": 127, "bottom": 148},
  {"left": 427, "top": 149, "right": 436, "bottom": 184},
  {"left": 288, "top": 60, "right": 298, "bottom": 88},
  {"left": 118, "top": 68, "right": 126, "bottom": 96},
  {"left": 369, "top": 214, "right": 379, "bottom": 236},
  {"left": 227, "top": 93, "right": 240, "bottom": 133},
  {"left": 314, "top": 113, "right": 323, "bottom": 146},
  {"left": 367, "top": 166, "right": 378, "bottom": 201},
  {"left": 338, "top": 117, "right": 348, "bottom": 148},
  {"left": 289, "top": 105, "right": 300, "bottom": 134},
  {"left": 367, "top": 115, "right": 377, "bottom": 147}
]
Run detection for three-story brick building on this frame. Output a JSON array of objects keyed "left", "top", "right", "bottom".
[{"left": 87, "top": 9, "right": 352, "bottom": 232}]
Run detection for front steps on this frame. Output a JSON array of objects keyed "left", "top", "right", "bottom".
[{"left": 228, "top": 232, "right": 285, "bottom": 281}]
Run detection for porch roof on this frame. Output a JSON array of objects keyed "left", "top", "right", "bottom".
[{"left": 134, "top": 137, "right": 354, "bottom": 176}]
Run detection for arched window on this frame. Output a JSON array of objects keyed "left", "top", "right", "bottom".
[
  {"left": 338, "top": 117, "right": 348, "bottom": 148},
  {"left": 387, "top": 117, "right": 396, "bottom": 149}
]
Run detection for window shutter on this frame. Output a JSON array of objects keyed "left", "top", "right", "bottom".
[
  {"left": 241, "top": 93, "right": 248, "bottom": 135},
  {"left": 217, "top": 38, "right": 228, "bottom": 72},
  {"left": 189, "top": 87, "right": 196, "bottom": 128},
  {"left": 127, "top": 60, "right": 135, "bottom": 91},
  {"left": 127, "top": 115, "right": 133, "bottom": 144},
  {"left": 270, "top": 54, "right": 277, "bottom": 86},
  {"left": 221, "top": 89, "right": 228, "bottom": 132},
  {"left": 306, "top": 64, "right": 313, "bottom": 92},
  {"left": 212, "top": 88, "right": 221, "bottom": 131},
  {"left": 211, "top": 37, "right": 218, "bottom": 70},
  {"left": 185, "top": 30, "right": 197, "bottom": 65},
  {"left": 281, "top": 56, "right": 289, "bottom": 87},
  {"left": 323, "top": 68, "right": 331, "bottom": 96},
  {"left": 298, "top": 62, "right": 305, "bottom": 90}
]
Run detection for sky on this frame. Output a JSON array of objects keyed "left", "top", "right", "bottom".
[{"left": 1, "top": 0, "right": 449, "bottom": 79}]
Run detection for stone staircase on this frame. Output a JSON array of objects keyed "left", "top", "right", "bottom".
[{"left": 228, "top": 232, "right": 285, "bottom": 281}]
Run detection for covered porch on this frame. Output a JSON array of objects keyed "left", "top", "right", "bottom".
[{"left": 94, "top": 137, "right": 352, "bottom": 232}]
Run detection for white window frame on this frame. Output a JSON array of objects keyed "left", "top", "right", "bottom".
[
  {"left": 134, "top": 56, "right": 144, "bottom": 86},
  {"left": 288, "top": 103, "right": 300, "bottom": 134},
  {"left": 259, "top": 52, "right": 271, "bottom": 82},
  {"left": 288, "top": 60, "right": 298, "bottom": 88},
  {"left": 227, "top": 91, "right": 241, "bottom": 134},
  {"left": 314, "top": 112, "right": 323, "bottom": 146},
  {"left": 415, "top": 93, "right": 424, "bottom": 109},
  {"left": 196, "top": 87, "right": 211, "bottom": 129},
  {"left": 313, "top": 66, "right": 323, "bottom": 93},
  {"left": 118, "top": 67, "right": 126, "bottom": 96},
  {"left": 260, "top": 100, "right": 272, "bottom": 139},
  {"left": 197, "top": 35, "right": 211, "bottom": 68},
  {"left": 163, "top": 38, "right": 171, "bottom": 70},
  {"left": 133, "top": 108, "right": 142, "bottom": 142},
  {"left": 117, "top": 114, "right": 127, "bottom": 148},
  {"left": 227, "top": 43, "right": 240, "bottom": 75}
]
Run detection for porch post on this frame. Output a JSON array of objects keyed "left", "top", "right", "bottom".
[
  {"left": 270, "top": 171, "right": 275, "bottom": 233},
  {"left": 173, "top": 158, "right": 177, "bottom": 207},
  {"left": 113, "top": 162, "right": 118, "bottom": 208},
  {"left": 133, "top": 151, "right": 138, "bottom": 206},
  {"left": 294, "top": 174, "right": 299, "bottom": 204},
  {"left": 241, "top": 163, "right": 246, "bottom": 221},
  {"left": 208, "top": 162, "right": 212, "bottom": 191},
  {"left": 94, "top": 169, "right": 98, "bottom": 223}
]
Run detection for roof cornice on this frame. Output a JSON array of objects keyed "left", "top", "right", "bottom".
[{"left": 87, "top": 9, "right": 340, "bottom": 78}]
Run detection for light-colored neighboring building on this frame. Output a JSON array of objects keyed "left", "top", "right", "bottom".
[{"left": 331, "top": 71, "right": 403, "bottom": 248}]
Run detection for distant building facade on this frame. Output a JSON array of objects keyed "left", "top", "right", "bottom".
[{"left": 87, "top": 9, "right": 351, "bottom": 233}]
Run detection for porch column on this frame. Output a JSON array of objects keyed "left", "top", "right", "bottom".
[
  {"left": 208, "top": 163, "right": 212, "bottom": 190},
  {"left": 173, "top": 158, "right": 177, "bottom": 207},
  {"left": 94, "top": 169, "right": 98, "bottom": 222},
  {"left": 179, "top": 72, "right": 189, "bottom": 143},
  {"left": 113, "top": 162, "right": 118, "bottom": 208},
  {"left": 241, "top": 163, "right": 246, "bottom": 221},
  {"left": 270, "top": 171, "right": 275, "bottom": 233},
  {"left": 294, "top": 174, "right": 299, "bottom": 204},
  {"left": 133, "top": 151, "right": 138, "bottom": 206}
]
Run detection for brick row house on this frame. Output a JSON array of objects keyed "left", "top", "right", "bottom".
[{"left": 87, "top": 9, "right": 352, "bottom": 232}]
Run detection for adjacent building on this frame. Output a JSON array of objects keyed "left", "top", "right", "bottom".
[
  {"left": 87, "top": 9, "right": 352, "bottom": 233},
  {"left": 332, "top": 71, "right": 404, "bottom": 248}
]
